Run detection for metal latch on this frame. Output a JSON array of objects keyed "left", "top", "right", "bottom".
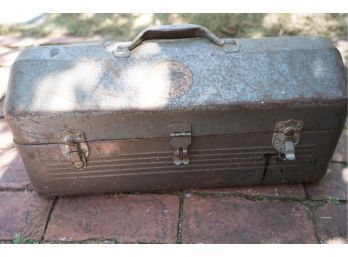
[
  {"left": 272, "top": 119, "right": 304, "bottom": 160},
  {"left": 169, "top": 123, "right": 192, "bottom": 165},
  {"left": 56, "top": 129, "right": 89, "bottom": 170}
]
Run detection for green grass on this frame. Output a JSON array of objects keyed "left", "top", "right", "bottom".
[
  {"left": 329, "top": 197, "right": 342, "bottom": 205},
  {"left": 12, "top": 235, "right": 38, "bottom": 244},
  {"left": 0, "top": 24, "right": 20, "bottom": 35},
  {"left": 1, "top": 14, "right": 347, "bottom": 67}
]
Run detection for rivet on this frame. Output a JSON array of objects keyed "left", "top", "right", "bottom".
[{"left": 73, "top": 161, "right": 84, "bottom": 169}]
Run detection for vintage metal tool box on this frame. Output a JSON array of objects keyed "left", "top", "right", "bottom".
[{"left": 4, "top": 24, "right": 347, "bottom": 196}]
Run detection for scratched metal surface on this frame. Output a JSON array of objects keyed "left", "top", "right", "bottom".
[
  {"left": 6, "top": 36, "right": 347, "bottom": 114},
  {"left": 4, "top": 36, "right": 347, "bottom": 144}
]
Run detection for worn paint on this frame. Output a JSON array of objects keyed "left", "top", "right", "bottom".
[
  {"left": 3, "top": 27, "right": 347, "bottom": 195},
  {"left": 4, "top": 35, "right": 347, "bottom": 144},
  {"left": 6, "top": 36, "right": 347, "bottom": 114}
]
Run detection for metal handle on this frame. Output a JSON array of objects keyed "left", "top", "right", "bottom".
[
  {"left": 129, "top": 24, "right": 224, "bottom": 50},
  {"left": 113, "top": 24, "right": 225, "bottom": 57}
]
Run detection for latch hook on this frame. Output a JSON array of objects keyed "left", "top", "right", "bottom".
[
  {"left": 56, "top": 129, "right": 89, "bottom": 170},
  {"left": 272, "top": 119, "right": 304, "bottom": 161},
  {"left": 169, "top": 123, "right": 192, "bottom": 165}
]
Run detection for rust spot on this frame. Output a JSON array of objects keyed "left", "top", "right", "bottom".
[{"left": 155, "top": 60, "right": 192, "bottom": 98}]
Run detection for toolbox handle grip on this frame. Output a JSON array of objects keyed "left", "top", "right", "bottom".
[{"left": 125, "top": 24, "right": 225, "bottom": 51}]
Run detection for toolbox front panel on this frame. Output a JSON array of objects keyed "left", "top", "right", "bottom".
[{"left": 16, "top": 130, "right": 340, "bottom": 196}]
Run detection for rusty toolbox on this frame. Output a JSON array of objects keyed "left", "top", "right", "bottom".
[{"left": 4, "top": 24, "right": 347, "bottom": 196}]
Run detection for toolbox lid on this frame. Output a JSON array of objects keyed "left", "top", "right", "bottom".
[{"left": 5, "top": 25, "right": 347, "bottom": 144}]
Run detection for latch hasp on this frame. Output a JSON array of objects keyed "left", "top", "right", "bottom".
[
  {"left": 272, "top": 119, "right": 304, "bottom": 160},
  {"left": 169, "top": 123, "right": 192, "bottom": 165},
  {"left": 55, "top": 129, "right": 89, "bottom": 170}
]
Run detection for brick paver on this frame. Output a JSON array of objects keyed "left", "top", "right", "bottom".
[
  {"left": 181, "top": 195, "right": 317, "bottom": 243},
  {"left": 189, "top": 184, "right": 306, "bottom": 199},
  {"left": 0, "top": 148, "right": 31, "bottom": 190},
  {"left": 0, "top": 191, "right": 54, "bottom": 241},
  {"left": 332, "top": 129, "right": 347, "bottom": 163},
  {"left": 0, "top": 119, "right": 14, "bottom": 149},
  {"left": 312, "top": 203, "right": 347, "bottom": 244},
  {"left": 306, "top": 163, "right": 348, "bottom": 201},
  {"left": 45, "top": 194, "right": 179, "bottom": 243}
]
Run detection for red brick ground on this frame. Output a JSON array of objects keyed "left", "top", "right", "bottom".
[
  {"left": 312, "top": 203, "right": 348, "bottom": 244},
  {"left": 0, "top": 191, "right": 54, "bottom": 241},
  {"left": 45, "top": 194, "right": 179, "bottom": 243},
  {"left": 0, "top": 35, "right": 347, "bottom": 243},
  {"left": 182, "top": 195, "right": 317, "bottom": 243}
]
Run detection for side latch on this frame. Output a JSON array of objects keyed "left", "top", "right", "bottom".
[
  {"left": 272, "top": 119, "right": 304, "bottom": 160},
  {"left": 56, "top": 129, "right": 89, "bottom": 170},
  {"left": 169, "top": 123, "right": 192, "bottom": 165}
]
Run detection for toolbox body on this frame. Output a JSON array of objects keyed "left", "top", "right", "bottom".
[{"left": 5, "top": 24, "right": 347, "bottom": 196}]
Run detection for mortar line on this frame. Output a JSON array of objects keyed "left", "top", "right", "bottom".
[
  {"left": 303, "top": 183, "right": 323, "bottom": 244},
  {"left": 40, "top": 237, "right": 174, "bottom": 244},
  {"left": 0, "top": 187, "right": 345, "bottom": 203},
  {"left": 187, "top": 189, "right": 348, "bottom": 204},
  {"left": 188, "top": 190, "right": 306, "bottom": 202},
  {"left": 176, "top": 191, "right": 185, "bottom": 244},
  {"left": 40, "top": 196, "right": 58, "bottom": 243},
  {"left": 106, "top": 191, "right": 181, "bottom": 196},
  {"left": 303, "top": 182, "right": 310, "bottom": 200}
]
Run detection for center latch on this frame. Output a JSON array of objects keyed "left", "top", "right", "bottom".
[
  {"left": 169, "top": 123, "right": 192, "bottom": 165},
  {"left": 272, "top": 119, "right": 304, "bottom": 160},
  {"left": 56, "top": 129, "right": 89, "bottom": 170}
]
